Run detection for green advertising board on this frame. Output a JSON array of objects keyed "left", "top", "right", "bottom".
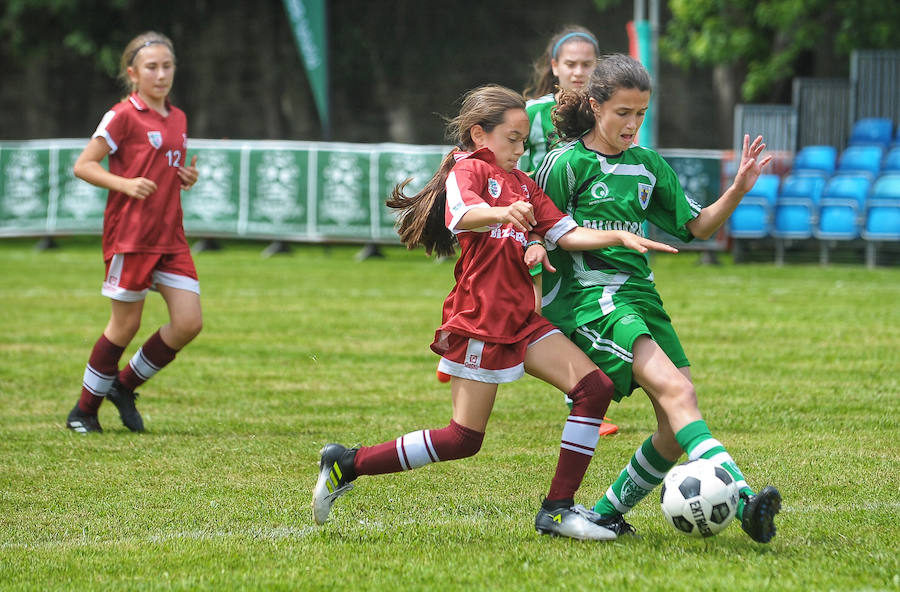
[
  {"left": 0, "top": 143, "right": 51, "bottom": 235},
  {"left": 54, "top": 146, "right": 106, "bottom": 233},
  {"left": 375, "top": 146, "right": 447, "bottom": 240},
  {"left": 181, "top": 142, "right": 244, "bottom": 236},
  {"left": 311, "top": 145, "right": 372, "bottom": 239},
  {"left": 0, "top": 140, "right": 726, "bottom": 251},
  {"left": 245, "top": 144, "right": 311, "bottom": 238},
  {"left": 0, "top": 140, "right": 110, "bottom": 236},
  {"left": 652, "top": 149, "right": 727, "bottom": 250}
]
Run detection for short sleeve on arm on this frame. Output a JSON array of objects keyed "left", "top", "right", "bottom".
[
  {"left": 645, "top": 155, "right": 701, "bottom": 242},
  {"left": 91, "top": 109, "right": 123, "bottom": 154},
  {"left": 534, "top": 151, "right": 574, "bottom": 213},
  {"left": 522, "top": 174, "right": 577, "bottom": 244},
  {"left": 533, "top": 151, "right": 577, "bottom": 246},
  {"left": 445, "top": 165, "right": 490, "bottom": 234}
]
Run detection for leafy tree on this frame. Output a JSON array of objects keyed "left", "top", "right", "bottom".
[
  {"left": 595, "top": 0, "right": 900, "bottom": 102},
  {"left": 1, "top": 0, "right": 134, "bottom": 76}
]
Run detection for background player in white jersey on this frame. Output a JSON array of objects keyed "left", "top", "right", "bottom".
[
  {"left": 530, "top": 54, "right": 782, "bottom": 542},
  {"left": 520, "top": 25, "right": 600, "bottom": 175},
  {"left": 65, "top": 32, "right": 201, "bottom": 434},
  {"left": 312, "top": 85, "right": 677, "bottom": 541}
]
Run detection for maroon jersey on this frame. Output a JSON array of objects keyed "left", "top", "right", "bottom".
[
  {"left": 439, "top": 149, "right": 577, "bottom": 344},
  {"left": 92, "top": 93, "right": 190, "bottom": 260}
]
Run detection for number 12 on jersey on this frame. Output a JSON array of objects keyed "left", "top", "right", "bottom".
[{"left": 166, "top": 150, "right": 182, "bottom": 167}]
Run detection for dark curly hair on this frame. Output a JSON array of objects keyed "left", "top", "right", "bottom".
[{"left": 553, "top": 54, "right": 651, "bottom": 140}]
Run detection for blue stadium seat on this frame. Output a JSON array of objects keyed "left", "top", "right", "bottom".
[
  {"left": 824, "top": 172, "right": 872, "bottom": 201},
  {"left": 815, "top": 173, "right": 872, "bottom": 240},
  {"left": 837, "top": 145, "right": 883, "bottom": 177},
  {"left": 773, "top": 172, "right": 827, "bottom": 239},
  {"left": 779, "top": 172, "right": 828, "bottom": 201},
  {"left": 849, "top": 118, "right": 894, "bottom": 148},
  {"left": 882, "top": 147, "right": 900, "bottom": 173},
  {"left": 870, "top": 173, "right": 900, "bottom": 200},
  {"left": 792, "top": 145, "right": 837, "bottom": 176},
  {"left": 863, "top": 206, "right": 900, "bottom": 240},
  {"left": 862, "top": 173, "right": 900, "bottom": 266},
  {"left": 728, "top": 173, "right": 780, "bottom": 238},
  {"left": 747, "top": 173, "right": 781, "bottom": 205}
]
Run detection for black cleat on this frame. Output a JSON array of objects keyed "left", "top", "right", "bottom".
[
  {"left": 312, "top": 444, "right": 358, "bottom": 525},
  {"left": 107, "top": 378, "right": 144, "bottom": 432},
  {"left": 66, "top": 405, "right": 102, "bottom": 434},
  {"left": 741, "top": 486, "right": 782, "bottom": 543}
]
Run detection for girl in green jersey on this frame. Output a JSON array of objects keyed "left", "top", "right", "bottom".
[
  {"left": 530, "top": 53, "right": 782, "bottom": 543},
  {"left": 520, "top": 25, "right": 600, "bottom": 174},
  {"left": 521, "top": 26, "right": 620, "bottom": 436}
]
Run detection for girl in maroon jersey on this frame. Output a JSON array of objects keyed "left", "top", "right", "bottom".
[
  {"left": 311, "top": 85, "right": 677, "bottom": 540},
  {"left": 65, "top": 31, "right": 201, "bottom": 434}
]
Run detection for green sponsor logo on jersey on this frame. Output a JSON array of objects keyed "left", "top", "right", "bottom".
[{"left": 589, "top": 181, "right": 614, "bottom": 205}]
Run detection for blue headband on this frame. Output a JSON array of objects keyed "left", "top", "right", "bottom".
[
  {"left": 551, "top": 32, "right": 599, "bottom": 59},
  {"left": 128, "top": 40, "right": 173, "bottom": 65}
]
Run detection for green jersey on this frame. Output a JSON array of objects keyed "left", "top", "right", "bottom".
[
  {"left": 535, "top": 139, "right": 701, "bottom": 330},
  {"left": 519, "top": 94, "right": 560, "bottom": 174}
]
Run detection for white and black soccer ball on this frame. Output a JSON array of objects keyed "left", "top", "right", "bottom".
[{"left": 660, "top": 458, "right": 739, "bottom": 538}]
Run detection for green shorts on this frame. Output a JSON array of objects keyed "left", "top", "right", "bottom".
[{"left": 569, "top": 287, "right": 689, "bottom": 402}]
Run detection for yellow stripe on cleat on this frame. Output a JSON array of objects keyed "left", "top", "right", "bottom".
[{"left": 333, "top": 463, "right": 343, "bottom": 480}]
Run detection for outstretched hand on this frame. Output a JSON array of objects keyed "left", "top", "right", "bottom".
[
  {"left": 733, "top": 134, "right": 774, "bottom": 195},
  {"left": 619, "top": 232, "right": 679, "bottom": 254}
]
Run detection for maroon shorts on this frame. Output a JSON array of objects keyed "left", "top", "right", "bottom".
[
  {"left": 431, "top": 320, "right": 560, "bottom": 384},
  {"left": 102, "top": 251, "right": 199, "bottom": 302}
]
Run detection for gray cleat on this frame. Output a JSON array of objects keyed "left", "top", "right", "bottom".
[
  {"left": 312, "top": 443, "right": 357, "bottom": 525},
  {"left": 535, "top": 500, "right": 618, "bottom": 541}
]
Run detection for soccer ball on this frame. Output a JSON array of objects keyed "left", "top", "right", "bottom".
[{"left": 660, "top": 458, "right": 739, "bottom": 538}]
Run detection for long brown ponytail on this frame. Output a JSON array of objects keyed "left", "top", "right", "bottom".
[
  {"left": 386, "top": 152, "right": 458, "bottom": 257},
  {"left": 386, "top": 85, "right": 526, "bottom": 257}
]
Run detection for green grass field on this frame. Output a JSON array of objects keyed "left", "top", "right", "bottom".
[{"left": 1, "top": 237, "right": 898, "bottom": 591}]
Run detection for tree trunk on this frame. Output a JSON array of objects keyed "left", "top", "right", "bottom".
[{"left": 712, "top": 64, "right": 740, "bottom": 149}]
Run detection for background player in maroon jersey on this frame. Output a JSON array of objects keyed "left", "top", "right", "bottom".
[
  {"left": 66, "top": 32, "right": 201, "bottom": 434},
  {"left": 312, "top": 85, "right": 676, "bottom": 540}
]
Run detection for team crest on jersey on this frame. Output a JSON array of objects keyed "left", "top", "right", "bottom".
[
  {"left": 637, "top": 183, "right": 653, "bottom": 210},
  {"left": 487, "top": 178, "right": 501, "bottom": 199},
  {"left": 521, "top": 184, "right": 530, "bottom": 199},
  {"left": 147, "top": 131, "right": 163, "bottom": 149}
]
